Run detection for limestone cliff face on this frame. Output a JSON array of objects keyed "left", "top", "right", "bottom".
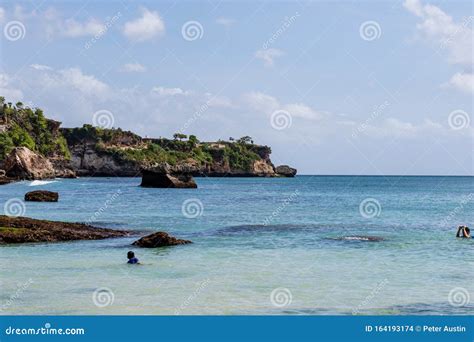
[
  {"left": 68, "top": 143, "right": 140, "bottom": 176},
  {"left": 61, "top": 127, "right": 288, "bottom": 177}
]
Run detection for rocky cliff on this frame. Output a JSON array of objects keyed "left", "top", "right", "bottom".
[{"left": 0, "top": 99, "right": 296, "bottom": 179}]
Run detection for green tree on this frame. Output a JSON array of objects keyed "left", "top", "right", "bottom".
[{"left": 173, "top": 133, "right": 188, "bottom": 141}]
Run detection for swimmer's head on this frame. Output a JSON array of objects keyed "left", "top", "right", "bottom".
[{"left": 127, "top": 251, "right": 135, "bottom": 259}]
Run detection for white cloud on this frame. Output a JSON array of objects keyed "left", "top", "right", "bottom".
[
  {"left": 58, "top": 68, "right": 109, "bottom": 97},
  {"left": 123, "top": 8, "right": 165, "bottom": 42},
  {"left": 404, "top": 0, "right": 473, "bottom": 94},
  {"left": 244, "top": 92, "right": 323, "bottom": 121},
  {"left": 0, "top": 7, "right": 5, "bottom": 23},
  {"left": 120, "top": 63, "right": 146, "bottom": 73},
  {"left": 61, "top": 18, "right": 104, "bottom": 37},
  {"left": 216, "top": 17, "right": 236, "bottom": 27},
  {"left": 30, "top": 64, "right": 53, "bottom": 71},
  {"left": 255, "top": 48, "right": 284, "bottom": 67},
  {"left": 362, "top": 118, "right": 448, "bottom": 138},
  {"left": 446, "top": 72, "right": 474, "bottom": 94},
  {"left": 0, "top": 73, "right": 23, "bottom": 102}
]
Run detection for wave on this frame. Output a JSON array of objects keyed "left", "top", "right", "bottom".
[
  {"left": 333, "top": 236, "right": 384, "bottom": 242},
  {"left": 29, "top": 180, "right": 58, "bottom": 186}
]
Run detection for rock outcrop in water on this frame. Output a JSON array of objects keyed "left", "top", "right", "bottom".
[
  {"left": 24, "top": 190, "right": 59, "bottom": 202},
  {"left": 0, "top": 215, "right": 130, "bottom": 244},
  {"left": 132, "top": 232, "right": 192, "bottom": 248},
  {"left": 275, "top": 165, "right": 297, "bottom": 177},
  {"left": 141, "top": 163, "right": 198, "bottom": 188}
]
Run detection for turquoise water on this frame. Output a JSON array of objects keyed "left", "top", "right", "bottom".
[{"left": 0, "top": 176, "right": 473, "bottom": 315}]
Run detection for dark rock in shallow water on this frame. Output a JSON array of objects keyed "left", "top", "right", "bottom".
[
  {"left": 132, "top": 232, "right": 192, "bottom": 248},
  {"left": 25, "top": 190, "right": 59, "bottom": 202},
  {"left": 0, "top": 215, "right": 130, "bottom": 244},
  {"left": 275, "top": 165, "right": 297, "bottom": 177},
  {"left": 140, "top": 163, "right": 197, "bottom": 188}
]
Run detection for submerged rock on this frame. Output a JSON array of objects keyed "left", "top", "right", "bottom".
[
  {"left": 0, "top": 215, "right": 130, "bottom": 244},
  {"left": 5, "top": 147, "right": 55, "bottom": 180},
  {"left": 132, "top": 232, "right": 192, "bottom": 248},
  {"left": 275, "top": 165, "right": 297, "bottom": 177},
  {"left": 25, "top": 190, "right": 59, "bottom": 202},
  {"left": 140, "top": 163, "right": 198, "bottom": 188}
]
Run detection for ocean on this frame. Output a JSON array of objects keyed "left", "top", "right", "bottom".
[{"left": 0, "top": 176, "right": 472, "bottom": 315}]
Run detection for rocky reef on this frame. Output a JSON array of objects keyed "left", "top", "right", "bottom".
[{"left": 0, "top": 215, "right": 130, "bottom": 244}]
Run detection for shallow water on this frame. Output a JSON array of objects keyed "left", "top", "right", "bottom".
[{"left": 0, "top": 176, "right": 473, "bottom": 315}]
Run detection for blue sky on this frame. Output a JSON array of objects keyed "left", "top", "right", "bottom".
[{"left": 0, "top": 0, "right": 472, "bottom": 175}]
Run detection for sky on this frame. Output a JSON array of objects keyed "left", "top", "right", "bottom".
[{"left": 0, "top": 0, "right": 472, "bottom": 175}]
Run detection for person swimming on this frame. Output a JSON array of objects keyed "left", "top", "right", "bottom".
[
  {"left": 127, "top": 251, "right": 139, "bottom": 264},
  {"left": 456, "top": 225, "right": 471, "bottom": 238}
]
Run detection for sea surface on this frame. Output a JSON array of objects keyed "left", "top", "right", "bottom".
[{"left": 0, "top": 176, "right": 473, "bottom": 315}]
